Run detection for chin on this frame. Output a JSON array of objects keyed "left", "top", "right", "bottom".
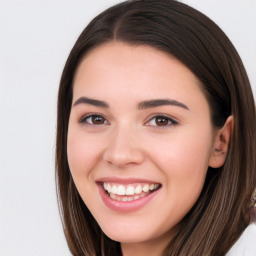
[
  {"left": 106, "top": 232, "right": 151, "bottom": 244},
  {"left": 100, "top": 222, "right": 165, "bottom": 244}
]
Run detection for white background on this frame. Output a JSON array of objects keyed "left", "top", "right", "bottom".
[{"left": 0, "top": 1, "right": 255, "bottom": 255}]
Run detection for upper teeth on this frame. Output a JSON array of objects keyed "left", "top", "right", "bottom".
[{"left": 103, "top": 182, "right": 159, "bottom": 196}]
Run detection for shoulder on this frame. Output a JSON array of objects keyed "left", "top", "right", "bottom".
[{"left": 226, "top": 224, "right": 256, "bottom": 256}]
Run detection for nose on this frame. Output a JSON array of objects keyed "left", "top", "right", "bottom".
[{"left": 103, "top": 126, "right": 145, "bottom": 168}]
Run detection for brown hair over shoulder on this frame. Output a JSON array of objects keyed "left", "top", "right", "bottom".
[{"left": 56, "top": 0, "right": 256, "bottom": 255}]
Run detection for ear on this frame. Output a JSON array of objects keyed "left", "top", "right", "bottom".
[{"left": 208, "top": 116, "right": 233, "bottom": 168}]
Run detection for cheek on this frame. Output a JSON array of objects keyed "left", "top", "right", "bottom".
[
  {"left": 67, "top": 136, "right": 86, "bottom": 175},
  {"left": 149, "top": 126, "right": 213, "bottom": 200},
  {"left": 66, "top": 129, "right": 104, "bottom": 206},
  {"left": 67, "top": 128, "right": 102, "bottom": 179}
]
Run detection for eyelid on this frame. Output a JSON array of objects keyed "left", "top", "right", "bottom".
[
  {"left": 145, "top": 114, "right": 179, "bottom": 127},
  {"left": 79, "top": 113, "right": 110, "bottom": 125},
  {"left": 78, "top": 113, "right": 179, "bottom": 127}
]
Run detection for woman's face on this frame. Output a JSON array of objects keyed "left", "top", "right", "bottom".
[{"left": 67, "top": 42, "right": 216, "bottom": 247}]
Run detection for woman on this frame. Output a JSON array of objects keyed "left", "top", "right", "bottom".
[{"left": 56, "top": 0, "right": 256, "bottom": 255}]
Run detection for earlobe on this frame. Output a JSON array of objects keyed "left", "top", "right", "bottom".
[{"left": 209, "top": 116, "right": 234, "bottom": 168}]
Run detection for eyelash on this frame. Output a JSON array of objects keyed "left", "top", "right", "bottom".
[
  {"left": 79, "top": 114, "right": 179, "bottom": 127},
  {"left": 79, "top": 114, "right": 109, "bottom": 125},
  {"left": 146, "top": 114, "right": 179, "bottom": 127}
]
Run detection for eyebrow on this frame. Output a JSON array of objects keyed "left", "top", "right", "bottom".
[
  {"left": 73, "top": 97, "right": 109, "bottom": 108},
  {"left": 138, "top": 99, "right": 189, "bottom": 110},
  {"left": 73, "top": 96, "right": 189, "bottom": 110}
]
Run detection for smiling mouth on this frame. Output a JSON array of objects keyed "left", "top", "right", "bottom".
[{"left": 101, "top": 182, "right": 161, "bottom": 202}]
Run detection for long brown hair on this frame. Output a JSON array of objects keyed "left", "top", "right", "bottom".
[{"left": 56, "top": 0, "right": 256, "bottom": 255}]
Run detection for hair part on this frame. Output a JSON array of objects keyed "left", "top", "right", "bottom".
[{"left": 56, "top": 0, "right": 256, "bottom": 255}]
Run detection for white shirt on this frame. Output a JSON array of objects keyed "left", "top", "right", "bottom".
[{"left": 226, "top": 224, "right": 256, "bottom": 255}]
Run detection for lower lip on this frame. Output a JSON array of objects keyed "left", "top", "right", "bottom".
[{"left": 97, "top": 184, "right": 161, "bottom": 212}]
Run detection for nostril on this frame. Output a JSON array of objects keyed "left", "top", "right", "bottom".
[{"left": 103, "top": 147, "right": 144, "bottom": 167}]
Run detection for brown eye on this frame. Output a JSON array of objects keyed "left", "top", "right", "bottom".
[
  {"left": 155, "top": 116, "right": 169, "bottom": 126},
  {"left": 146, "top": 115, "right": 178, "bottom": 127},
  {"left": 80, "top": 115, "right": 108, "bottom": 125},
  {"left": 91, "top": 115, "right": 105, "bottom": 124}
]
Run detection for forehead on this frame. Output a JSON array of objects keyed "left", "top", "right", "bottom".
[{"left": 72, "top": 42, "right": 207, "bottom": 109}]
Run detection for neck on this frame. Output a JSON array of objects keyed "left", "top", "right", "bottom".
[
  {"left": 121, "top": 229, "right": 175, "bottom": 256},
  {"left": 121, "top": 243, "right": 163, "bottom": 256}
]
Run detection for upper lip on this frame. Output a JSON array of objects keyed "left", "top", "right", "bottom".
[{"left": 96, "top": 177, "right": 161, "bottom": 185}]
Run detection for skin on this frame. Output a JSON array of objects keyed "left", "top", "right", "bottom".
[{"left": 67, "top": 42, "right": 232, "bottom": 256}]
